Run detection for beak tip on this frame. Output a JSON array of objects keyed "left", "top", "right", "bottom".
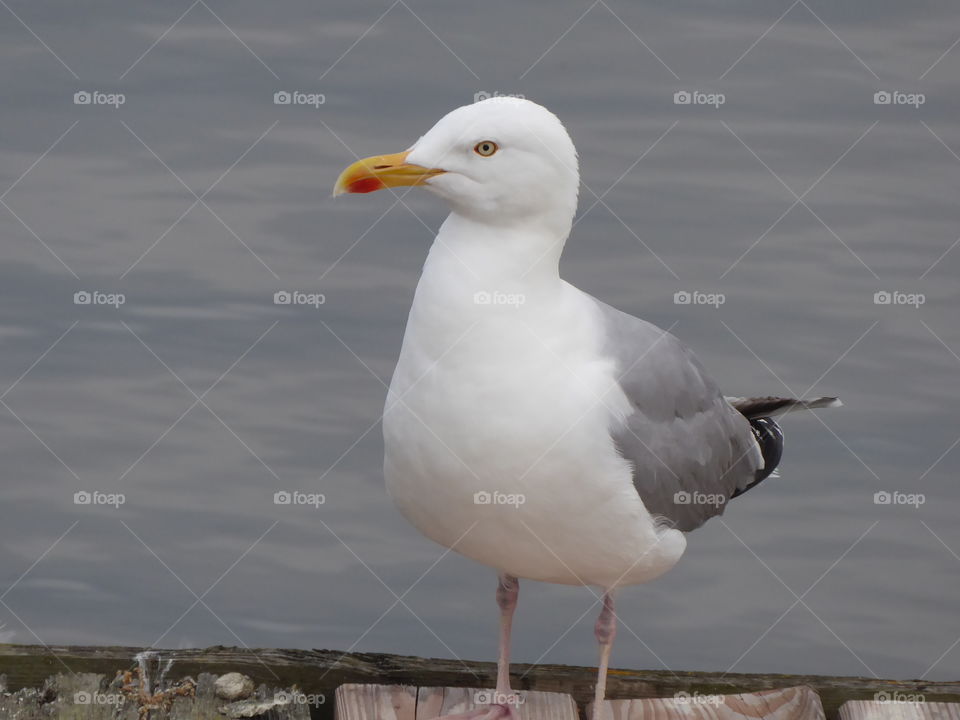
[{"left": 332, "top": 175, "right": 350, "bottom": 197}]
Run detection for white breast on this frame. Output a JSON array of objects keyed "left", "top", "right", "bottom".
[{"left": 382, "top": 231, "right": 685, "bottom": 588}]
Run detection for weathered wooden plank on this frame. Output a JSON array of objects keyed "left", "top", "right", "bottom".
[
  {"left": 839, "top": 699, "right": 960, "bottom": 720},
  {"left": 2, "top": 645, "right": 959, "bottom": 720},
  {"left": 591, "top": 685, "right": 826, "bottom": 720},
  {"left": 420, "top": 687, "right": 578, "bottom": 719},
  {"left": 334, "top": 683, "right": 578, "bottom": 719},
  {"left": 335, "top": 684, "right": 418, "bottom": 720}
]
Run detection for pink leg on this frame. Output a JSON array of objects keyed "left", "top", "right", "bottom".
[
  {"left": 591, "top": 591, "right": 617, "bottom": 720},
  {"left": 495, "top": 574, "right": 519, "bottom": 693},
  {"left": 428, "top": 575, "right": 521, "bottom": 720}
]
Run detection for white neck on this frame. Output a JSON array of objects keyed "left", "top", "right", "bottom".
[
  {"left": 396, "top": 208, "right": 577, "bottom": 368},
  {"left": 427, "top": 210, "right": 570, "bottom": 288}
]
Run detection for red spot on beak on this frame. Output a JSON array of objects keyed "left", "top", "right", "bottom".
[{"left": 348, "top": 177, "right": 386, "bottom": 194}]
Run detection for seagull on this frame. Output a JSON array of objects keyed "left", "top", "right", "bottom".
[{"left": 334, "top": 97, "right": 840, "bottom": 720}]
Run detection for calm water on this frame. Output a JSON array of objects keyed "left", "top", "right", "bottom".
[{"left": 1, "top": 0, "right": 959, "bottom": 682}]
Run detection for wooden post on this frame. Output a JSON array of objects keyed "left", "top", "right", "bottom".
[
  {"left": 590, "top": 685, "right": 825, "bottom": 720},
  {"left": 2, "top": 645, "right": 959, "bottom": 720},
  {"left": 840, "top": 699, "right": 960, "bottom": 720},
  {"left": 335, "top": 683, "right": 579, "bottom": 719}
]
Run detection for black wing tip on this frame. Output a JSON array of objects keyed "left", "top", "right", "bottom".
[
  {"left": 731, "top": 416, "right": 784, "bottom": 498},
  {"left": 730, "top": 395, "right": 843, "bottom": 419}
]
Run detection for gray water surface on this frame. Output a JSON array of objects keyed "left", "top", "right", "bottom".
[{"left": 1, "top": 0, "right": 959, "bottom": 682}]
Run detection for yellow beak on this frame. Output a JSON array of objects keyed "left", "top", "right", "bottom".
[{"left": 333, "top": 151, "right": 445, "bottom": 196}]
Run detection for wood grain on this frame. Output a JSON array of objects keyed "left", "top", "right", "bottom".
[
  {"left": 335, "top": 683, "right": 578, "bottom": 719},
  {"left": 839, "top": 699, "right": 960, "bottom": 720},
  {"left": 591, "top": 685, "right": 826, "bottom": 720},
  {"left": 2, "top": 645, "right": 959, "bottom": 720},
  {"left": 336, "top": 683, "right": 418, "bottom": 720}
]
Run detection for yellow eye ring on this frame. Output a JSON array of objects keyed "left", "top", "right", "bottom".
[{"left": 474, "top": 141, "right": 498, "bottom": 157}]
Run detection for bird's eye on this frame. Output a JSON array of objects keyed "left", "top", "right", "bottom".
[{"left": 474, "top": 141, "right": 498, "bottom": 157}]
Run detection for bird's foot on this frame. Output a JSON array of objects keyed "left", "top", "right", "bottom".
[{"left": 432, "top": 702, "right": 520, "bottom": 720}]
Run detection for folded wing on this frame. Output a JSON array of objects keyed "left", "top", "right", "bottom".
[{"left": 595, "top": 300, "right": 762, "bottom": 532}]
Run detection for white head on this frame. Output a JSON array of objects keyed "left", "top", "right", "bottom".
[{"left": 334, "top": 98, "right": 580, "bottom": 235}]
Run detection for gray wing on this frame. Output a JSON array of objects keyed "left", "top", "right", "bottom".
[{"left": 595, "top": 299, "right": 762, "bottom": 532}]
